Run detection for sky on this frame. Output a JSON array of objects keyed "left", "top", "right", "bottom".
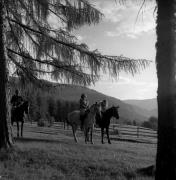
[{"left": 74, "top": 0, "right": 157, "bottom": 100}]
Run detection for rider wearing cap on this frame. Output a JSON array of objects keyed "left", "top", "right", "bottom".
[{"left": 80, "top": 93, "right": 89, "bottom": 130}]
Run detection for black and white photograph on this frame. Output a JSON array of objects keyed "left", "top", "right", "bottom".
[{"left": 0, "top": 0, "right": 174, "bottom": 179}]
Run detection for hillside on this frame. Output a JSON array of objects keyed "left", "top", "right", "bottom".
[
  {"left": 9, "top": 77, "right": 150, "bottom": 123},
  {"left": 124, "top": 99, "right": 158, "bottom": 118},
  {"left": 51, "top": 84, "right": 148, "bottom": 123}
]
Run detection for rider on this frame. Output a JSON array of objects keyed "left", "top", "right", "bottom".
[
  {"left": 11, "top": 89, "right": 24, "bottom": 109},
  {"left": 80, "top": 93, "right": 89, "bottom": 130},
  {"left": 101, "top": 99, "right": 108, "bottom": 114}
]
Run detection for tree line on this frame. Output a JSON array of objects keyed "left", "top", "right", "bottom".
[
  {"left": 10, "top": 82, "right": 79, "bottom": 126},
  {"left": 141, "top": 116, "right": 158, "bottom": 131},
  {"left": 31, "top": 93, "right": 79, "bottom": 126}
]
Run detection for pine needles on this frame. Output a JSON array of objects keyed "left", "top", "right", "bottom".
[{"left": 5, "top": 0, "right": 150, "bottom": 87}]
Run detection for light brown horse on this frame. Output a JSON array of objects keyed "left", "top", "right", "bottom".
[{"left": 67, "top": 102, "right": 101, "bottom": 143}]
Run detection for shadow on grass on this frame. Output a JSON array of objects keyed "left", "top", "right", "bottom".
[
  {"left": 111, "top": 137, "right": 156, "bottom": 145},
  {"left": 14, "top": 137, "right": 107, "bottom": 150},
  {"left": 124, "top": 171, "right": 137, "bottom": 180},
  {"left": 136, "top": 165, "right": 155, "bottom": 177},
  {"left": 14, "top": 137, "right": 72, "bottom": 145},
  {"left": 123, "top": 165, "right": 155, "bottom": 180}
]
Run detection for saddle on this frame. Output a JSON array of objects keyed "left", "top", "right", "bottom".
[{"left": 85, "top": 109, "right": 90, "bottom": 115}]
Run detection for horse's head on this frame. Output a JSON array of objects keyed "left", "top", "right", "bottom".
[
  {"left": 23, "top": 101, "right": 29, "bottom": 114},
  {"left": 111, "top": 106, "right": 119, "bottom": 119}
]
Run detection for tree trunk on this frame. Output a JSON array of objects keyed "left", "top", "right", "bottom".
[
  {"left": 0, "top": 0, "right": 13, "bottom": 149},
  {"left": 155, "top": 0, "right": 176, "bottom": 179}
]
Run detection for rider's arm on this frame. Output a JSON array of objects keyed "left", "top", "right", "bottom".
[{"left": 86, "top": 100, "right": 89, "bottom": 108}]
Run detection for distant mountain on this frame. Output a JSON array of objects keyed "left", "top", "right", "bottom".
[
  {"left": 52, "top": 85, "right": 148, "bottom": 123},
  {"left": 124, "top": 98, "right": 158, "bottom": 118}
]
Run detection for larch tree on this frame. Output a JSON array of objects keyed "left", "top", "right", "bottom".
[
  {"left": 0, "top": 0, "right": 149, "bottom": 149},
  {"left": 155, "top": 0, "right": 176, "bottom": 179}
]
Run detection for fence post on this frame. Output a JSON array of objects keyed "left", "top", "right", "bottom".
[{"left": 137, "top": 126, "right": 139, "bottom": 138}]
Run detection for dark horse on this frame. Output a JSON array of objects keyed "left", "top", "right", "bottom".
[
  {"left": 11, "top": 101, "right": 29, "bottom": 137},
  {"left": 96, "top": 106, "right": 119, "bottom": 144}
]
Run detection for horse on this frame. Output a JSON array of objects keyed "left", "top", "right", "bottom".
[
  {"left": 96, "top": 106, "right": 119, "bottom": 144},
  {"left": 67, "top": 102, "right": 101, "bottom": 144},
  {"left": 11, "top": 101, "right": 29, "bottom": 137}
]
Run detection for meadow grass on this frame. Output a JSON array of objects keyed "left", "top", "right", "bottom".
[{"left": 0, "top": 124, "right": 156, "bottom": 180}]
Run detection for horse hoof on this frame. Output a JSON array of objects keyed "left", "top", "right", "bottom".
[
  {"left": 108, "top": 142, "right": 111, "bottom": 144},
  {"left": 91, "top": 142, "right": 94, "bottom": 144}
]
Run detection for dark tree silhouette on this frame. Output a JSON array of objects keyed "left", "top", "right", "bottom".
[
  {"left": 155, "top": 0, "right": 176, "bottom": 179},
  {"left": 0, "top": 0, "right": 13, "bottom": 149}
]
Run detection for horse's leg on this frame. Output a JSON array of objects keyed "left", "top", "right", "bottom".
[
  {"left": 101, "top": 128, "right": 104, "bottom": 144},
  {"left": 67, "top": 121, "right": 69, "bottom": 130},
  {"left": 106, "top": 127, "right": 111, "bottom": 144},
  {"left": 87, "top": 128, "right": 90, "bottom": 142},
  {"left": 64, "top": 119, "right": 65, "bottom": 129},
  {"left": 72, "top": 124, "right": 78, "bottom": 143},
  {"left": 84, "top": 128, "right": 88, "bottom": 144},
  {"left": 90, "top": 127, "right": 94, "bottom": 144},
  {"left": 17, "top": 122, "right": 19, "bottom": 137},
  {"left": 21, "top": 122, "right": 24, "bottom": 137}
]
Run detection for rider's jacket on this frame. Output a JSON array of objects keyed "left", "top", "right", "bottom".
[
  {"left": 79, "top": 98, "right": 89, "bottom": 110},
  {"left": 101, "top": 101, "right": 108, "bottom": 113},
  {"left": 11, "top": 95, "right": 23, "bottom": 108}
]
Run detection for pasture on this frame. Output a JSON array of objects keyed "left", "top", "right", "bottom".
[{"left": 0, "top": 123, "right": 156, "bottom": 180}]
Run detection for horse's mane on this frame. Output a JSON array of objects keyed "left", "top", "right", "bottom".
[
  {"left": 105, "top": 106, "right": 115, "bottom": 113},
  {"left": 107, "top": 106, "right": 119, "bottom": 111},
  {"left": 102, "top": 106, "right": 119, "bottom": 118}
]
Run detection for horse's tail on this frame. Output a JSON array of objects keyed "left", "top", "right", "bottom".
[{"left": 64, "top": 115, "right": 70, "bottom": 129}]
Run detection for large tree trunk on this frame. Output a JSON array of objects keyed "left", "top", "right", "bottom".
[
  {"left": 155, "top": 0, "right": 176, "bottom": 179},
  {"left": 0, "top": 0, "right": 13, "bottom": 149}
]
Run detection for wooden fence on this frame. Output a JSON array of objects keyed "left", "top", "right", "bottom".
[
  {"left": 110, "top": 124, "right": 157, "bottom": 139},
  {"left": 57, "top": 121, "right": 157, "bottom": 140}
]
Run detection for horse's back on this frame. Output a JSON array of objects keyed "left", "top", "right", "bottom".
[
  {"left": 84, "top": 113, "right": 96, "bottom": 129},
  {"left": 67, "top": 110, "right": 80, "bottom": 124}
]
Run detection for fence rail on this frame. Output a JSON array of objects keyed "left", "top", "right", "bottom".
[
  {"left": 109, "top": 124, "right": 157, "bottom": 139},
  {"left": 37, "top": 121, "right": 157, "bottom": 141}
]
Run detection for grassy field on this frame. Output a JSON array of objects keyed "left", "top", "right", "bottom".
[{"left": 0, "top": 123, "right": 156, "bottom": 180}]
